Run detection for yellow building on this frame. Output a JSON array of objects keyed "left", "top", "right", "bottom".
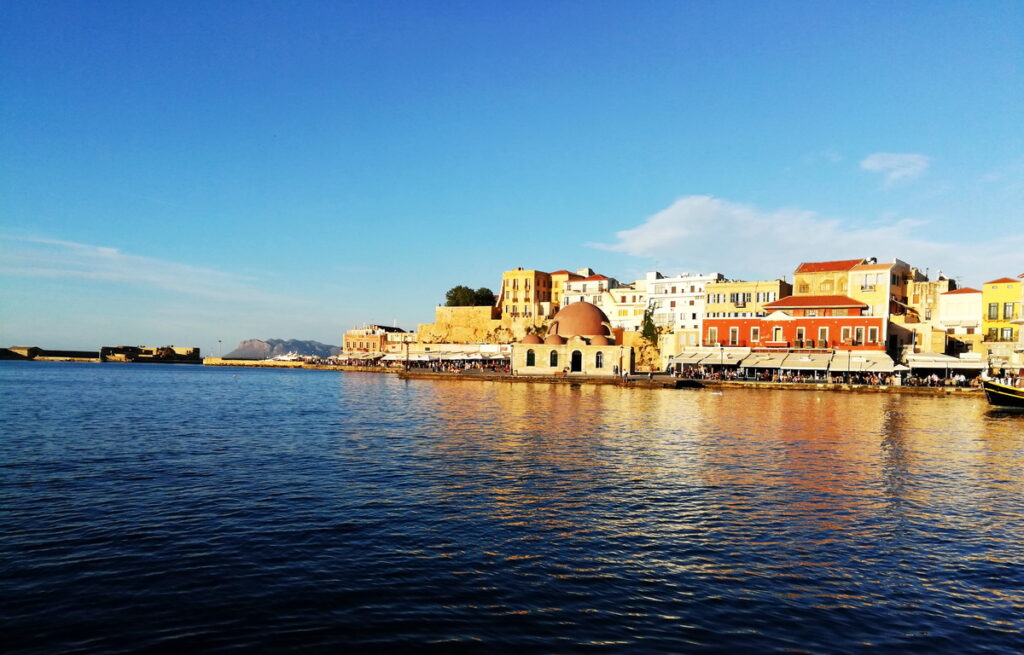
[
  {"left": 705, "top": 278, "right": 792, "bottom": 318},
  {"left": 497, "top": 268, "right": 552, "bottom": 320},
  {"left": 982, "top": 276, "right": 1022, "bottom": 344},
  {"left": 548, "top": 269, "right": 584, "bottom": 311},
  {"left": 847, "top": 259, "right": 913, "bottom": 319}
]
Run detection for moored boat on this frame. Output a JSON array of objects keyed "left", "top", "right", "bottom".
[{"left": 982, "top": 378, "right": 1024, "bottom": 408}]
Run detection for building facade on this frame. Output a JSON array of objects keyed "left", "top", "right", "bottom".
[
  {"left": 343, "top": 324, "right": 407, "bottom": 355},
  {"left": 497, "top": 268, "right": 552, "bottom": 320},
  {"left": 512, "top": 301, "right": 633, "bottom": 376},
  {"left": 982, "top": 277, "right": 1022, "bottom": 344}
]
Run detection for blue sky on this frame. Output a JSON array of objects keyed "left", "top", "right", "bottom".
[{"left": 2, "top": 1, "right": 1022, "bottom": 352}]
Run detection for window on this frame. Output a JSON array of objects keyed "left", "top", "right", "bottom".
[
  {"left": 854, "top": 327, "right": 865, "bottom": 345},
  {"left": 868, "top": 326, "right": 879, "bottom": 343},
  {"left": 621, "top": 296, "right": 626, "bottom": 303},
  {"left": 772, "top": 326, "right": 783, "bottom": 342},
  {"left": 988, "top": 303, "right": 999, "bottom": 320},
  {"left": 671, "top": 286, "right": 677, "bottom": 293},
  {"left": 1005, "top": 302, "right": 1016, "bottom": 320},
  {"left": 818, "top": 327, "right": 829, "bottom": 344},
  {"left": 595, "top": 351, "right": 604, "bottom": 368},
  {"left": 796, "top": 327, "right": 805, "bottom": 342},
  {"left": 689, "top": 300, "right": 695, "bottom": 306},
  {"left": 708, "top": 327, "right": 718, "bottom": 344},
  {"left": 799, "top": 284, "right": 809, "bottom": 293},
  {"left": 526, "top": 349, "right": 535, "bottom": 366},
  {"left": 751, "top": 327, "right": 760, "bottom": 342},
  {"left": 1002, "top": 328, "right": 1014, "bottom": 341},
  {"left": 842, "top": 327, "right": 852, "bottom": 342},
  {"left": 924, "top": 309, "right": 931, "bottom": 320},
  {"left": 670, "top": 301, "right": 676, "bottom": 308},
  {"left": 549, "top": 351, "right": 558, "bottom": 367},
  {"left": 729, "top": 327, "right": 739, "bottom": 345},
  {"left": 820, "top": 280, "right": 833, "bottom": 292}
]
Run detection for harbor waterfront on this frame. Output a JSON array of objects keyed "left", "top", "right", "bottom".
[{"left": 3, "top": 361, "right": 1023, "bottom": 653}]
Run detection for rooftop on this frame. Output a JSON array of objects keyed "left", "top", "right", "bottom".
[
  {"left": 795, "top": 259, "right": 864, "bottom": 274},
  {"left": 764, "top": 295, "right": 867, "bottom": 309},
  {"left": 985, "top": 277, "right": 1021, "bottom": 285},
  {"left": 942, "top": 288, "right": 982, "bottom": 295}
]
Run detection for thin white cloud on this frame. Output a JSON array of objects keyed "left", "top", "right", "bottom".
[
  {"left": 589, "top": 195, "right": 1022, "bottom": 287},
  {"left": 0, "top": 234, "right": 308, "bottom": 306},
  {"left": 860, "top": 152, "right": 930, "bottom": 186}
]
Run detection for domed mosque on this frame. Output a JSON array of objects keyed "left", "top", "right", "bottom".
[{"left": 512, "top": 301, "right": 633, "bottom": 376}]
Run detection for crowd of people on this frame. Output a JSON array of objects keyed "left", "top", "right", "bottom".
[{"left": 669, "top": 364, "right": 982, "bottom": 387}]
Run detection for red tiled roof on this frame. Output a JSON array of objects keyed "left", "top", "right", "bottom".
[
  {"left": 942, "top": 287, "right": 981, "bottom": 295},
  {"left": 794, "top": 259, "right": 864, "bottom": 273},
  {"left": 582, "top": 274, "right": 608, "bottom": 281},
  {"left": 764, "top": 295, "right": 867, "bottom": 309},
  {"left": 985, "top": 277, "right": 1020, "bottom": 285},
  {"left": 549, "top": 270, "right": 572, "bottom": 275}
]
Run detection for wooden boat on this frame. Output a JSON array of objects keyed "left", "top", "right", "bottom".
[{"left": 982, "top": 379, "right": 1024, "bottom": 408}]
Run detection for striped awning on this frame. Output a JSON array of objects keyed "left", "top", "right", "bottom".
[{"left": 742, "top": 352, "right": 789, "bottom": 368}]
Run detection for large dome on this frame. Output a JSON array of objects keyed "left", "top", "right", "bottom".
[{"left": 549, "top": 302, "right": 613, "bottom": 339}]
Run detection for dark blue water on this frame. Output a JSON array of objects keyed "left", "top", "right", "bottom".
[{"left": 2, "top": 361, "right": 1023, "bottom": 653}]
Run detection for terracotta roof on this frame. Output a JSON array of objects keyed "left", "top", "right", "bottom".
[
  {"left": 549, "top": 270, "right": 572, "bottom": 275},
  {"left": 794, "top": 259, "right": 864, "bottom": 273},
  {"left": 942, "top": 288, "right": 981, "bottom": 295},
  {"left": 582, "top": 274, "right": 608, "bottom": 281},
  {"left": 851, "top": 263, "right": 894, "bottom": 271},
  {"left": 985, "top": 277, "right": 1021, "bottom": 285},
  {"left": 764, "top": 295, "right": 867, "bottom": 309}
]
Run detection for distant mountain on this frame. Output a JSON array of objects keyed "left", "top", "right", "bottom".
[{"left": 224, "top": 338, "right": 340, "bottom": 359}]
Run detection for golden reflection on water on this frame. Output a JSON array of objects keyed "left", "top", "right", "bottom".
[{"left": 406, "top": 380, "right": 1024, "bottom": 537}]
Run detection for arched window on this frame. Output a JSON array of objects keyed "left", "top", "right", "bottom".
[
  {"left": 595, "top": 351, "right": 604, "bottom": 368},
  {"left": 549, "top": 350, "right": 558, "bottom": 367},
  {"left": 526, "top": 349, "right": 535, "bottom": 366},
  {"left": 820, "top": 280, "right": 833, "bottom": 292}
]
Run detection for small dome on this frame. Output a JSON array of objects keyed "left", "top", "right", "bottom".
[
  {"left": 549, "top": 302, "right": 612, "bottom": 339},
  {"left": 521, "top": 334, "right": 542, "bottom": 344},
  {"left": 590, "top": 335, "right": 611, "bottom": 346},
  {"left": 544, "top": 334, "right": 566, "bottom": 345}
]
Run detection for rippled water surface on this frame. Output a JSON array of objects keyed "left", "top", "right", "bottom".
[{"left": 2, "top": 362, "right": 1023, "bottom": 653}]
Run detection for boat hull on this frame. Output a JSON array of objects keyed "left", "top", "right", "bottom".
[{"left": 983, "top": 380, "right": 1024, "bottom": 408}]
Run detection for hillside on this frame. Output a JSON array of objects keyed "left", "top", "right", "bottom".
[{"left": 223, "top": 338, "right": 340, "bottom": 360}]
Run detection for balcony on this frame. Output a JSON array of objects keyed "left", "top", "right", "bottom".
[{"left": 860, "top": 285, "right": 876, "bottom": 292}]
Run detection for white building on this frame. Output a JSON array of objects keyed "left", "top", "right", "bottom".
[{"left": 938, "top": 288, "right": 983, "bottom": 336}]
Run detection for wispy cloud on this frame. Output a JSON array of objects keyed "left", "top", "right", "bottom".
[
  {"left": 0, "top": 234, "right": 309, "bottom": 306},
  {"left": 589, "top": 195, "right": 1022, "bottom": 286},
  {"left": 860, "top": 152, "right": 930, "bottom": 186}
]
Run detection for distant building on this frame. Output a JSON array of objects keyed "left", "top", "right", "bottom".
[
  {"left": 938, "top": 288, "right": 983, "bottom": 355},
  {"left": 342, "top": 325, "right": 406, "bottom": 356},
  {"left": 982, "top": 277, "right": 1022, "bottom": 344}
]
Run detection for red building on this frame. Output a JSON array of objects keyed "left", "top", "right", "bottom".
[{"left": 704, "top": 295, "right": 888, "bottom": 351}]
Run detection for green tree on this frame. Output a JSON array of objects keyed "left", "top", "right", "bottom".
[
  {"left": 445, "top": 285, "right": 495, "bottom": 306},
  {"left": 641, "top": 304, "right": 658, "bottom": 343},
  {"left": 445, "top": 285, "right": 477, "bottom": 306},
  {"left": 474, "top": 287, "right": 496, "bottom": 306}
]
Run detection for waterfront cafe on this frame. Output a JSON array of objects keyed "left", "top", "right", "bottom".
[
  {"left": 778, "top": 352, "right": 833, "bottom": 379},
  {"left": 828, "top": 351, "right": 897, "bottom": 375},
  {"left": 904, "top": 352, "right": 986, "bottom": 378}
]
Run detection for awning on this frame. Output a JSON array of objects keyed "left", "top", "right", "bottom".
[
  {"left": 829, "top": 352, "right": 895, "bottom": 373},
  {"left": 704, "top": 347, "right": 751, "bottom": 366},
  {"left": 342, "top": 352, "right": 383, "bottom": 359},
  {"left": 671, "top": 349, "right": 716, "bottom": 365},
  {"left": 381, "top": 353, "right": 405, "bottom": 361},
  {"left": 742, "top": 352, "right": 789, "bottom": 368},
  {"left": 906, "top": 353, "right": 986, "bottom": 370},
  {"left": 781, "top": 353, "right": 833, "bottom": 371}
]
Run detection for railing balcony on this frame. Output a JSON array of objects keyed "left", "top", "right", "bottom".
[{"left": 861, "top": 285, "right": 876, "bottom": 292}]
